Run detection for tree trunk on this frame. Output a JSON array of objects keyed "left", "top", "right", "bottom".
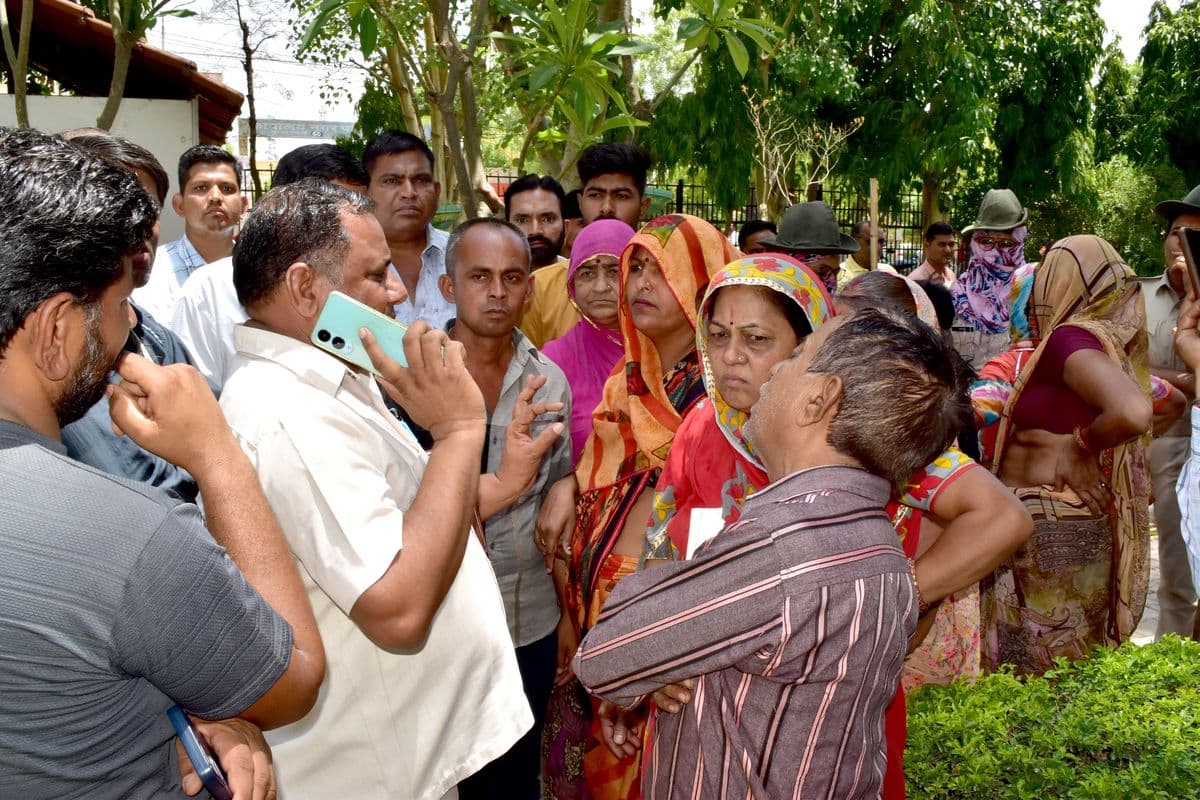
[
  {"left": 236, "top": 1, "right": 262, "bottom": 199},
  {"left": 96, "top": 0, "right": 134, "bottom": 131},
  {"left": 423, "top": 16, "right": 450, "bottom": 202},
  {"left": 383, "top": 42, "right": 422, "bottom": 135},
  {"left": 0, "top": 0, "right": 33, "bottom": 127},
  {"left": 920, "top": 171, "right": 943, "bottom": 230},
  {"left": 458, "top": 60, "right": 489, "bottom": 217},
  {"left": 428, "top": 0, "right": 484, "bottom": 220},
  {"left": 96, "top": 32, "right": 134, "bottom": 130}
]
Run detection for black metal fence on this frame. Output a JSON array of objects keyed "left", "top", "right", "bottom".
[
  {"left": 486, "top": 172, "right": 943, "bottom": 263},
  {"left": 244, "top": 164, "right": 941, "bottom": 269}
]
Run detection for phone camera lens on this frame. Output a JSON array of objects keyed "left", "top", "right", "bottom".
[
  {"left": 331, "top": 336, "right": 346, "bottom": 350},
  {"left": 316, "top": 329, "right": 331, "bottom": 343}
]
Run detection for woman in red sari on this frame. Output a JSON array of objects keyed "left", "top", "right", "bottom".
[{"left": 541, "top": 214, "right": 734, "bottom": 800}]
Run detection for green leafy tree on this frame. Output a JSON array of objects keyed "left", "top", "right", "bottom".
[
  {"left": 990, "top": 0, "right": 1104, "bottom": 209},
  {"left": 491, "top": 0, "right": 651, "bottom": 177},
  {"left": 1130, "top": 0, "right": 1200, "bottom": 182},
  {"left": 80, "top": 0, "right": 197, "bottom": 129},
  {"left": 1092, "top": 42, "right": 1136, "bottom": 164}
]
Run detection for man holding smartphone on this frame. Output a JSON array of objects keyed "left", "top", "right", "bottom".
[
  {"left": 221, "top": 180, "right": 533, "bottom": 799},
  {"left": 1143, "top": 184, "right": 1200, "bottom": 639},
  {"left": 0, "top": 130, "right": 325, "bottom": 798}
]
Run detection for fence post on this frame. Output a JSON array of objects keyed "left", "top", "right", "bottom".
[
  {"left": 747, "top": 184, "right": 758, "bottom": 221},
  {"left": 675, "top": 180, "right": 684, "bottom": 214}
]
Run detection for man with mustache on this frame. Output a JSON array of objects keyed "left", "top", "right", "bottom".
[
  {"left": 0, "top": 128, "right": 324, "bottom": 800},
  {"left": 506, "top": 173, "right": 567, "bottom": 270},
  {"left": 170, "top": 143, "right": 371, "bottom": 390},
  {"left": 506, "top": 173, "right": 569, "bottom": 348},
  {"left": 364, "top": 130, "right": 454, "bottom": 329},
  {"left": 134, "top": 145, "right": 248, "bottom": 321},
  {"left": 439, "top": 217, "right": 573, "bottom": 800}
]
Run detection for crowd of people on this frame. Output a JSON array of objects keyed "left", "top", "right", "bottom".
[{"left": 2, "top": 123, "right": 1199, "bottom": 800}]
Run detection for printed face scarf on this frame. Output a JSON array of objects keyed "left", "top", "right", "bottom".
[{"left": 951, "top": 226, "right": 1028, "bottom": 334}]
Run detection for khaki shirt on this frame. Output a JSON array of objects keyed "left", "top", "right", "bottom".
[
  {"left": 1142, "top": 272, "right": 1191, "bottom": 439},
  {"left": 520, "top": 258, "right": 580, "bottom": 348},
  {"left": 837, "top": 256, "right": 897, "bottom": 290}
]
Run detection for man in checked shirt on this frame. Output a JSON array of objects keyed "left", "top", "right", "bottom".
[{"left": 574, "top": 307, "right": 973, "bottom": 799}]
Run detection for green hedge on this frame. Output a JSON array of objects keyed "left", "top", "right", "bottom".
[{"left": 905, "top": 637, "right": 1200, "bottom": 799}]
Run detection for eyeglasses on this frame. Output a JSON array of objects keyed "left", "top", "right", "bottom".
[{"left": 974, "top": 235, "right": 1019, "bottom": 249}]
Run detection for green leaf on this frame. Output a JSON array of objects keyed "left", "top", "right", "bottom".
[
  {"left": 677, "top": 16, "right": 705, "bottom": 41},
  {"left": 297, "top": 0, "right": 350, "bottom": 56},
  {"left": 609, "top": 41, "right": 656, "bottom": 56},
  {"left": 357, "top": 10, "right": 378, "bottom": 59},
  {"left": 732, "top": 19, "right": 775, "bottom": 54},
  {"left": 529, "top": 62, "right": 558, "bottom": 92},
  {"left": 722, "top": 31, "right": 749, "bottom": 75}
]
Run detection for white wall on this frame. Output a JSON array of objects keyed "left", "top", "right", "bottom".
[{"left": 0, "top": 96, "right": 199, "bottom": 241}]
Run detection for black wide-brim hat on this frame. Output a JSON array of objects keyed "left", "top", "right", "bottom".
[
  {"left": 756, "top": 201, "right": 859, "bottom": 254},
  {"left": 1155, "top": 185, "right": 1200, "bottom": 222}
]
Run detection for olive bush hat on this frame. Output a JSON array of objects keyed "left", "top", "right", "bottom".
[
  {"left": 756, "top": 201, "right": 859, "bottom": 254},
  {"left": 1154, "top": 185, "right": 1200, "bottom": 223},
  {"left": 961, "top": 188, "right": 1028, "bottom": 234}
]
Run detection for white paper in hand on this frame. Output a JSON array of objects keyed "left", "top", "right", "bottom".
[{"left": 686, "top": 507, "right": 725, "bottom": 560}]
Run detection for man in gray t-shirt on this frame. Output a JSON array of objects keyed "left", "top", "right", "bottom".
[
  {"left": 0, "top": 129, "right": 325, "bottom": 798},
  {"left": 0, "top": 422, "right": 290, "bottom": 798}
]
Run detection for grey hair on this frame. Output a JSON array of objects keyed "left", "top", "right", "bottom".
[
  {"left": 233, "top": 178, "right": 375, "bottom": 307},
  {"left": 808, "top": 306, "right": 974, "bottom": 488}
]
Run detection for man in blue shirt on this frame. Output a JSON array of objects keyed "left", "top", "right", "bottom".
[{"left": 60, "top": 131, "right": 207, "bottom": 501}]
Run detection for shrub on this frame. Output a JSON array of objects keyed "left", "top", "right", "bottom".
[{"left": 905, "top": 637, "right": 1200, "bottom": 799}]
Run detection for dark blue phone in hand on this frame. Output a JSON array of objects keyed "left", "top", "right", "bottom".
[{"left": 167, "top": 706, "right": 234, "bottom": 800}]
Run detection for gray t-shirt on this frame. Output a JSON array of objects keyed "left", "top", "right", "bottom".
[{"left": 0, "top": 419, "right": 292, "bottom": 799}]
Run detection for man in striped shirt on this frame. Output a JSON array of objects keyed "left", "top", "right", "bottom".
[{"left": 574, "top": 307, "right": 974, "bottom": 799}]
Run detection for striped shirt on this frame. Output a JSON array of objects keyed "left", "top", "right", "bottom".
[
  {"left": 574, "top": 465, "right": 916, "bottom": 800},
  {"left": 133, "top": 235, "right": 209, "bottom": 322}
]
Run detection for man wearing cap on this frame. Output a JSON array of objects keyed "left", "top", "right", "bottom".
[
  {"left": 838, "top": 221, "right": 898, "bottom": 289},
  {"left": 1145, "top": 185, "right": 1200, "bottom": 639},
  {"left": 948, "top": 188, "right": 1030, "bottom": 368},
  {"left": 758, "top": 202, "right": 860, "bottom": 295}
]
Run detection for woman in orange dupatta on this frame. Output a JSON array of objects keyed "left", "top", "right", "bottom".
[{"left": 542, "top": 214, "right": 734, "bottom": 800}]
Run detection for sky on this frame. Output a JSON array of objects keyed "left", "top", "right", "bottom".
[{"left": 153, "top": 0, "right": 1178, "bottom": 152}]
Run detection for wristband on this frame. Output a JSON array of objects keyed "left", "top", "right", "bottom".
[{"left": 907, "top": 557, "right": 930, "bottom": 614}]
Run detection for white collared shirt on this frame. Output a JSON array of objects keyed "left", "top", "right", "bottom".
[
  {"left": 393, "top": 224, "right": 454, "bottom": 330},
  {"left": 169, "top": 257, "right": 245, "bottom": 389},
  {"left": 220, "top": 325, "right": 531, "bottom": 800},
  {"left": 133, "top": 235, "right": 210, "bottom": 323}
]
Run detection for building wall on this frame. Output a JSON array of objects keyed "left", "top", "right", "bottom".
[{"left": 0, "top": 96, "right": 199, "bottom": 241}]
